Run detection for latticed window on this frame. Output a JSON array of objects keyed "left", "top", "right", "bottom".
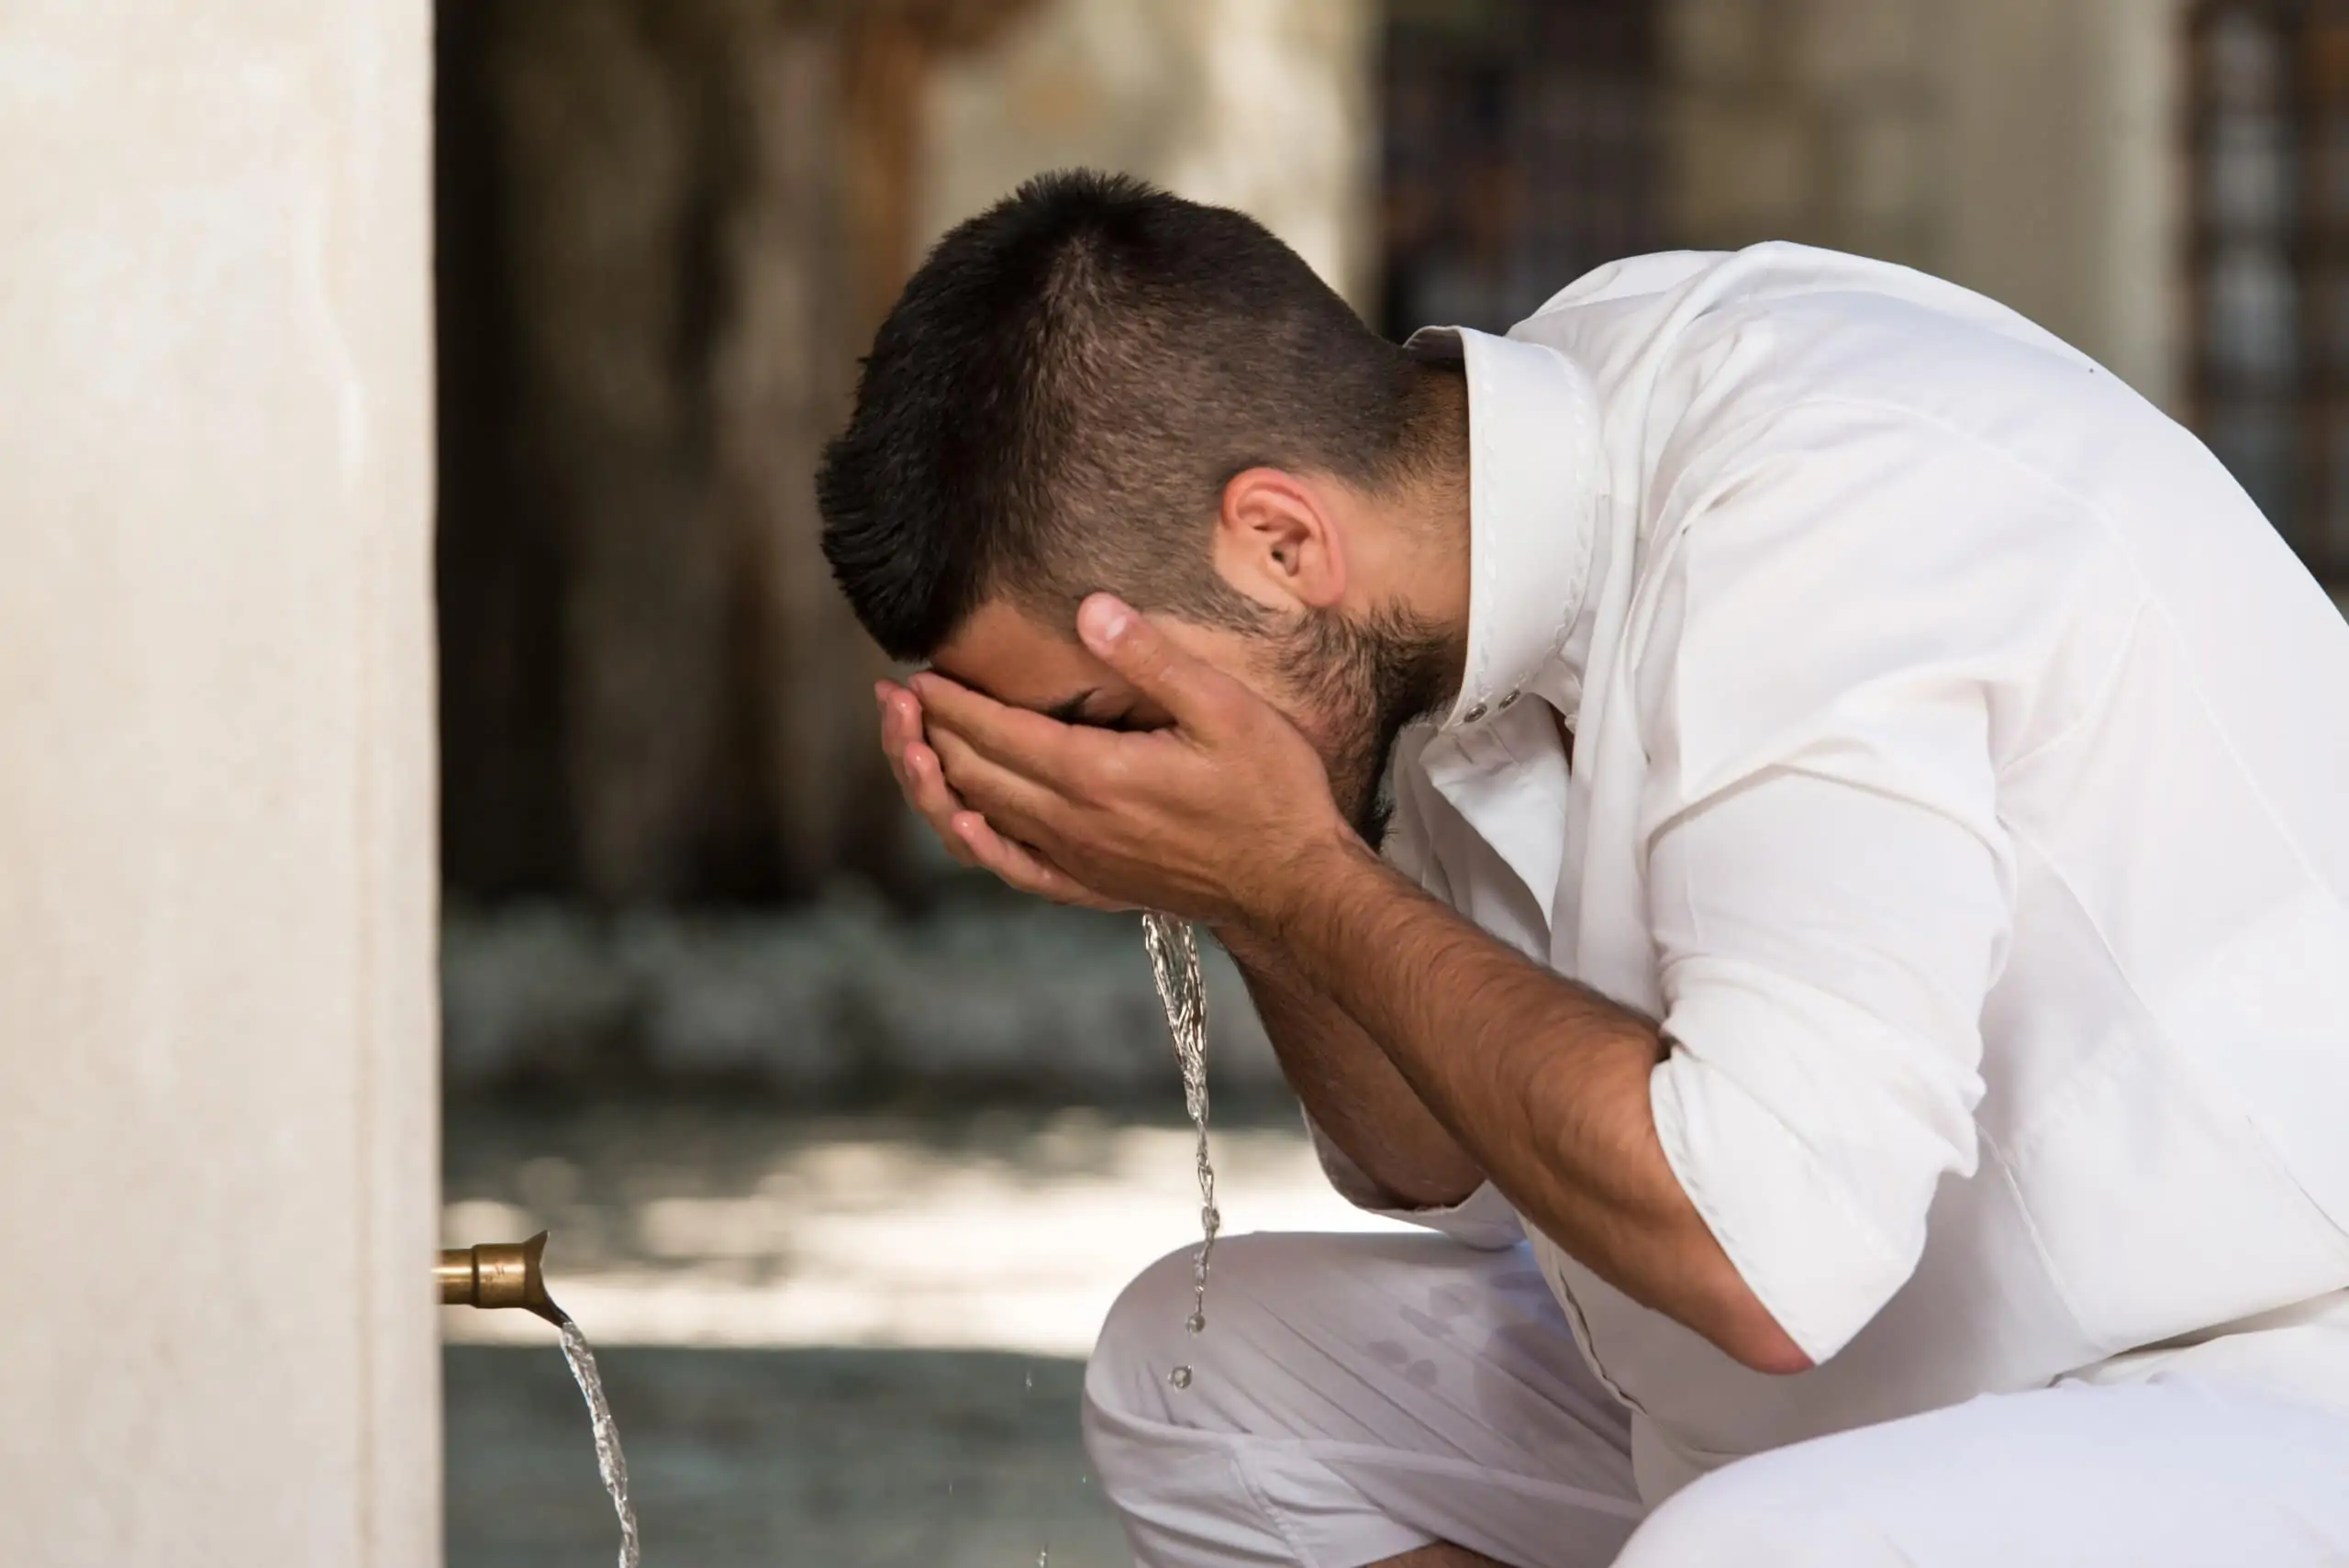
[
  {"left": 2188, "top": 1, "right": 2349, "bottom": 584},
  {"left": 1382, "top": 0, "right": 1659, "bottom": 341}
]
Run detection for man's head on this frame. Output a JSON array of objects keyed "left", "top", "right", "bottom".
[{"left": 818, "top": 170, "right": 1469, "bottom": 840}]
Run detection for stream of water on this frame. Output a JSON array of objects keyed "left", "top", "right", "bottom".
[
  {"left": 557, "top": 1316, "right": 640, "bottom": 1568},
  {"left": 1141, "top": 912, "right": 1219, "bottom": 1391}
]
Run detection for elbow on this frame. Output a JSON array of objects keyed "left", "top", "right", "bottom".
[
  {"left": 1675, "top": 1233, "right": 1814, "bottom": 1372},
  {"left": 1725, "top": 1324, "right": 1813, "bottom": 1376},
  {"left": 1712, "top": 1295, "right": 1814, "bottom": 1376}
]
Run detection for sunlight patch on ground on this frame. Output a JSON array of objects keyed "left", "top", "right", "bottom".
[{"left": 442, "top": 1119, "right": 1408, "bottom": 1355}]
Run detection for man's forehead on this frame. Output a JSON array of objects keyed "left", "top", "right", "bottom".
[{"left": 929, "top": 599, "right": 1128, "bottom": 716}]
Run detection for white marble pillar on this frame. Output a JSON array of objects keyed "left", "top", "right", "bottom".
[{"left": 0, "top": 3, "right": 439, "bottom": 1563}]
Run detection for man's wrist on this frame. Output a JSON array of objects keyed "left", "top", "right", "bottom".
[
  {"left": 1244, "top": 829, "right": 1391, "bottom": 955},
  {"left": 1208, "top": 917, "right": 1277, "bottom": 974}
]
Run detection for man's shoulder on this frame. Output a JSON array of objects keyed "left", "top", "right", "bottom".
[
  {"left": 1509, "top": 242, "right": 2097, "bottom": 400},
  {"left": 1513, "top": 245, "right": 2154, "bottom": 535}
]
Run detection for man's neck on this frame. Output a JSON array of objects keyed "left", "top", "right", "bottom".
[{"left": 1400, "top": 361, "right": 1475, "bottom": 675}]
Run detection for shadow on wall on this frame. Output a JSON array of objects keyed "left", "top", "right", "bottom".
[{"left": 434, "top": 0, "right": 1046, "bottom": 911}]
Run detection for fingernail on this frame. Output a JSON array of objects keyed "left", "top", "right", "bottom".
[{"left": 1083, "top": 595, "right": 1132, "bottom": 645}]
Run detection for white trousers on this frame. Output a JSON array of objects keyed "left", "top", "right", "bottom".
[{"left": 1082, "top": 1232, "right": 2349, "bottom": 1568}]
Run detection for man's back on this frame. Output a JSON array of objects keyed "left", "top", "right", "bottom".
[{"left": 1400, "top": 244, "right": 2349, "bottom": 1479}]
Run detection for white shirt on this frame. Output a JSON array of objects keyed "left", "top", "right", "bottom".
[{"left": 1323, "top": 243, "right": 2349, "bottom": 1496}]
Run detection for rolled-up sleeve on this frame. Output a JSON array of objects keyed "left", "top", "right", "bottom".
[
  {"left": 1639, "top": 402, "right": 2040, "bottom": 1363},
  {"left": 1649, "top": 773, "right": 2005, "bottom": 1361}
]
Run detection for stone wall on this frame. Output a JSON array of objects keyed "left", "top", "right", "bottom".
[
  {"left": 1664, "top": 0, "right": 2188, "bottom": 406},
  {"left": 1665, "top": 0, "right": 1938, "bottom": 270},
  {"left": 919, "top": 0, "right": 1378, "bottom": 307}
]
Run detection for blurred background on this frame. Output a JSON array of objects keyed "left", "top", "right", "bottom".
[{"left": 431, "top": 2, "right": 2349, "bottom": 1562}]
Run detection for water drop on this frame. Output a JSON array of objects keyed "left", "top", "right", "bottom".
[
  {"left": 1024, "top": 1365, "right": 1034, "bottom": 1390},
  {"left": 1186, "top": 1311, "right": 1206, "bottom": 1335},
  {"left": 1168, "top": 1364, "right": 1193, "bottom": 1389}
]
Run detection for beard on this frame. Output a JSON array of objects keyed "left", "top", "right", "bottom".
[{"left": 1271, "top": 601, "right": 1461, "bottom": 849}]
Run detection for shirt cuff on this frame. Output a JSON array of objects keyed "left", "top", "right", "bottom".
[{"left": 1303, "top": 1110, "right": 1524, "bottom": 1251}]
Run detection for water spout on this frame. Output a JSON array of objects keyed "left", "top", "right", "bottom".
[
  {"left": 438, "top": 1230, "right": 567, "bottom": 1327},
  {"left": 438, "top": 1231, "right": 638, "bottom": 1564}
]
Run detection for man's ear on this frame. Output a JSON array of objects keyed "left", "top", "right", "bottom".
[{"left": 1212, "top": 467, "right": 1348, "bottom": 613}]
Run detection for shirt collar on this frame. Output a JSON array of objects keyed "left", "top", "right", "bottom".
[{"left": 1405, "top": 325, "right": 1607, "bottom": 732}]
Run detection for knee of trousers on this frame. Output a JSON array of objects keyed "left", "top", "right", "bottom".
[
  {"left": 1089, "top": 1240, "right": 1198, "bottom": 1396},
  {"left": 1081, "top": 1235, "right": 1297, "bottom": 1562},
  {"left": 1613, "top": 1448, "right": 1906, "bottom": 1568},
  {"left": 1085, "top": 1233, "right": 1441, "bottom": 1568},
  {"left": 1084, "top": 1230, "right": 1306, "bottom": 1432},
  {"left": 1084, "top": 1228, "right": 1518, "bottom": 1440}
]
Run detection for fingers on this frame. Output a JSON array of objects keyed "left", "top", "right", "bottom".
[
  {"left": 879, "top": 680, "right": 1116, "bottom": 906},
  {"left": 877, "top": 681, "right": 979, "bottom": 867},
  {"left": 926, "top": 722, "right": 1064, "bottom": 847},
  {"left": 1074, "top": 594, "right": 1233, "bottom": 735},
  {"left": 903, "top": 742, "right": 966, "bottom": 835},
  {"left": 877, "top": 683, "right": 917, "bottom": 788},
  {"left": 907, "top": 671, "right": 1089, "bottom": 790},
  {"left": 947, "top": 809, "right": 1128, "bottom": 911}
]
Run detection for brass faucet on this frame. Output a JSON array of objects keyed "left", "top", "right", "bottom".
[{"left": 438, "top": 1230, "right": 569, "bottom": 1327}]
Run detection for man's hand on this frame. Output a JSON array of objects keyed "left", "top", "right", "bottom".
[
  {"left": 894, "top": 600, "right": 1806, "bottom": 1373},
  {"left": 913, "top": 595, "right": 1358, "bottom": 928},
  {"left": 876, "top": 675, "right": 1130, "bottom": 911}
]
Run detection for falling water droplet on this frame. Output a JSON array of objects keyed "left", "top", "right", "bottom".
[
  {"left": 1168, "top": 1364, "right": 1193, "bottom": 1389},
  {"left": 1037, "top": 1551, "right": 1049, "bottom": 1568},
  {"left": 1024, "top": 1365, "right": 1034, "bottom": 1390},
  {"left": 1186, "top": 1312, "right": 1206, "bottom": 1335}
]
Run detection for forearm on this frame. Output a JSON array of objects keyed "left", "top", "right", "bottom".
[
  {"left": 1255, "top": 839, "right": 1809, "bottom": 1373},
  {"left": 1215, "top": 924, "right": 1485, "bottom": 1209}
]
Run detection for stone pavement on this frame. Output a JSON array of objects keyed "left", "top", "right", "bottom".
[
  {"left": 447, "top": 1343, "right": 1121, "bottom": 1568},
  {"left": 443, "top": 1098, "right": 1407, "bottom": 1564}
]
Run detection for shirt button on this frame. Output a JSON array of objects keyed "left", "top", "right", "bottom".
[
  {"left": 1462, "top": 700, "right": 1488, "bottom": 723},
  {"left": 1498, "top": 690, "right": 1520, "bottom": 708}
]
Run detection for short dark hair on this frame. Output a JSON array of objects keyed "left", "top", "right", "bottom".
[{"left": 817, "top": 170, "right": 1443, "bottom": 662}]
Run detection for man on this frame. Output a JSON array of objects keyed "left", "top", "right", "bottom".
[{"left": 816, "top": 171, "right": 2349, "bottom": 1565}]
